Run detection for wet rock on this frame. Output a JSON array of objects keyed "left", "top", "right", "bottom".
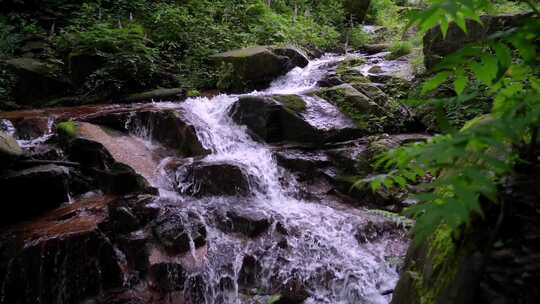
[
  {"left": 66, "top": 137, "right": 115, "bottom": 170},
  {"left": 4, "top": 58, "right": 70, "bottom": 105},
  {"left": 212, "top": 45, "right": 308, "bottom": 92},
  {"left": 117, "top": 231, "right": 150, "bottom": 273},
  {"left": 230, "top": 96, "right": 320, "bottom": 144},
  {"left": 10, "top": 117, "right": 51, "bottom": 140},
  {"left": 152, "top": 210, "right": 207, "bottom": 255},
  {"left": 355, "top": 220, "right": 405, "bottom": 244},
  {"left": 0, "top": 164, "right": 70, "bottom": 224},
  {"left": 83, "top": 109, "right": 208, "bottom": 157},
  {"left": 312, "top": 84, "right": 409, "bottom": 133},
  {"left": 0, "top": 130, "right": 23, "bottom": 166},
  {"left": 97, "top": 162, "right": 157, "bottom": 195},
  {"left": 129, "top": 110, "right": 208, "bottom": 156},
  {"left": 60, "top": 126, "right": 156, "bottom": 195},
  {"left": 148, "top": 262, "right": 187, "bottom": 292},
  {"left": 239, "top": 255, "right": 262, "bottom": 287},
  {"left": 185, "top": 274, "right": 208, "bottom": 304},
  {"left": 216, "top": 208, "right": 272, "bottom": 238},
  {"left": 274, "top": 277, "right": 310, "bottom": 304},
  {"left": 0, "top": 196, "right": 126, "bottom": 304},
  {"left": 174, "top": 161, "right": 252, "bottom": 197},
  {"left": 423, "top": 13, "right": 532, "bottom": 69}
]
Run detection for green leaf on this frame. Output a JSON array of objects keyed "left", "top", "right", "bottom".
[
  {"left": 454, "top": 68, "right": 468, "bottom": 95},
  {"left": 422, "top": 71, "right": 451, "bottom": 94}
]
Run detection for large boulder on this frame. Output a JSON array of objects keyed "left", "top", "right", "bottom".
[
  {"left": 212, "top": 45, "right": 309, "bottom": 92},
  {"left": 0, "top": 130, "right": 23, "bottom": 167},
  {"left": 0, "top": 164, "right": 70, "bottom": 224},
  {"left": 0, "top": 197, "right": 126, "bottom": 304},
  {"left": 171, "top": 160, "right": 253, "bottom": 197},
  {"left": 58, "top": 122, "right": 156, "bottom": 195},
  {"left": 216, "top": 208, "right": 272, "bottom": 238},
  {"left": 312, "top": 84, "right": 409, "bottom": 134},
  {"left": 423, "top": 13, "right": 533, "bottom": 69},
  {"left": 152, "top": 210, "right": 207, "bottom": 255},
  {"left": 4, "top": 58, "right": 70, "bottom": 105},
  {"left": 229, "top": 95, "right": 320, "bottom": 144},
  {"left": 81, "top": 109, "right": 208, "bottom": 157}
]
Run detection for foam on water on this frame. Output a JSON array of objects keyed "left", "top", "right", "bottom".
[{"left": 151, "top": 54, "right": 404, "bottom": 303}]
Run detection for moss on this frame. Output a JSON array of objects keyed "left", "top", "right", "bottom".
[
  {"left": 312, "top": 85, "right": 373, "bottom": 131},
  {"left": 409, "top": 225, "right": 460, "bottom": 304},
  {"left": 273, "top": 94, "right": 306, "bottom": 113},
  {"left": 56, "top": 121, "right": 79, "bottom": 139},
  {"left": 267, "top": 294, "right": 282, "bottom": 304}
]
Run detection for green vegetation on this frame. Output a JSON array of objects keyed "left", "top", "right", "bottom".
[
  {"left": 56, "top": 121, "right": 79, "bottom": 138},
  {"left": 273, "top": 94, "right": 307, "bottom": 113},
  {"left": 370, "top": 0, "right": 540, "bottom": 244},
  {"left": 387, "top": 41, "right": 413, "bottom": 59}
]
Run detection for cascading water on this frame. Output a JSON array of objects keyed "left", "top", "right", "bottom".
[{"left": 149, "top": 54, "right": 406, "bottom": 304}]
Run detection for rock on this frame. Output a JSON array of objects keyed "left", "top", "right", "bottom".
[
  {"left": 10, "top": 117, "right": 51, "bottom": 140},
  {"left": 128, "top": 110, "right": 208, "bottom": 156},
  {"left": 423, "top": 13, "right": 532, "bottom": 69},
  {"left": 216, "top": 208, "right": 272, "bottom": 238},
  {"left": 4, "top": 58, "right": 70, "bottom": 105},
  {"left": 152, "top": 210, "right": 207, "bottom": 255},
  {"left": 97, "top": 162, "right": 156, "bottom": 195},
  {"left": 274, "top": 278, "right": 310, "bottom": 304},
  {"left": 0, "top": 196, "right": 126, "bottom": 304},
  {"left": 82, "top": 109, "right": 208, "bottom": 157},
  {"left": 173, "top": 161, "right": 252, "bottom": 197},
  {"left": 0, "top": 164, "right": 70, "bottom": 224},
  {"left": 62, "top": 131, "right": 155, "bottom": 195},
  {"left": 343, "top": 0, "right": 371, "bottom": 23},
  {"left": 68, "top": 51, "right": 107, "bottom": 85},
  {"left": 148, "top": 262, "right": 186, "bottom": 292},
  {"left": 360, "top": 43, "right": 390, "bottom": 55},
  {"left": 212, "top": 45, "right": 308, "bottom": 92},
  {"left": 119, "top": 88, "right": 187, "bottom": 103},
  {"left": 229, "top": 96, "right": 320, "bottom": 144},
  {"left": 312, "top": 84, "right": 408, "bottom": 133},
  {"left": 355, "top": 220, "right": 405, "bottom": 244},
  {"left": 0, "top": 130, "right": 23, "bottom": 166},
  {"left": 238, "top": 255, "right": 262, "bottom": 287}
]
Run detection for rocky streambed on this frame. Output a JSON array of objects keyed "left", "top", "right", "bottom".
[{"left": 0, "top": 50, "right": 426, "bottom": 304}]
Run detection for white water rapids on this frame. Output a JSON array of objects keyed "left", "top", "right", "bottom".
[{"left": 148, "top": 54, "right": 406, "bottom": 304}]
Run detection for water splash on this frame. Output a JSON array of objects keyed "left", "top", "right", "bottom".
[{"left": 149, "top": 54, "right": 405, "bottom": 303}]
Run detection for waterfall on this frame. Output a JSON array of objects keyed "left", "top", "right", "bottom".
[{"left": 149, "top": 53, "right": 403, "bottom": 303}]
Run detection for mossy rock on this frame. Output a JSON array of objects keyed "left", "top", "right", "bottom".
[
  {"left": 0, "top": 130, "right": 23, "bottom": 166},
  {"left": 311, "top": 84, "right": 384, "bottom": 131},
  {"left": 212, "top": 45, "right": 308, "bottom": 93},
  {"left": 4, "top": 58, "right": 71, "bottom": 105},
  {"left": 272, "top": 94, "right": 307, "bottom": 113},
  {"left": 56, "top": 121, "right": 79, "bottom": 139},
  {"left": 392, "top": 225, "right": 484, "bottom": 304}
]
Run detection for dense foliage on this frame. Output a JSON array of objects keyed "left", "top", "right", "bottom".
[{"left": 371, "top": 0, "right": 539, "bottom": 243}]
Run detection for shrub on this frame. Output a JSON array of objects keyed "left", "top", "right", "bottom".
[
  {"left": 348, "top": 27, "right": 372, "bottom": 49},
  {"left": 387, "top": 41, "right": 413, "bottom": 59}
]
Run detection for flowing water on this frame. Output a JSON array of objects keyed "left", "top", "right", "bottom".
[
  {"left": 2, "top": 53, "right": 407, "bottom": 304},
  {"left": 147, "top": 54, "right": 406, "bottom": 303}
]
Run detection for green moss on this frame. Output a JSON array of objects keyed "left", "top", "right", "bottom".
[
  {"left": 273, "top": 94, "right": 307, "bottom": 113},
  {"left": 386, "top": 41, "right": 413, "bottom": 60},
  {"left": 267, "top": 294, "right": 282, "bottom": 304},
  {"left": 56, "top": 121, "right": 79, "bottom": 138},
  {"left": 409, "top": 225, "right": 460, "bottom": 304},
  {"left": 313, "top": 85, "right": 372, "bottom": 130}
]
